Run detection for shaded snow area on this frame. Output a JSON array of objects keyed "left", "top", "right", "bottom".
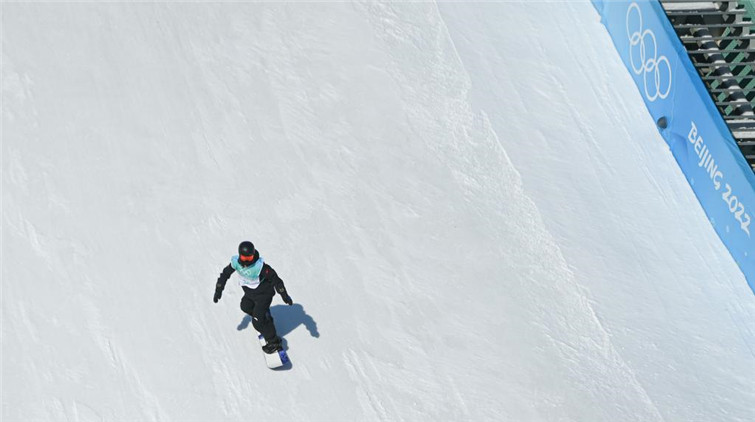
[{"left": 2, "top": 1, "right": 754, "bottom": 421}]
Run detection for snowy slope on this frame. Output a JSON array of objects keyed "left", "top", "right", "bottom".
[{"left": 2, "top": 1, "right": 754, "bottom": 421}]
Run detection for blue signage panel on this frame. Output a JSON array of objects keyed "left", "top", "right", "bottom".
[{"left": 592, "top": 0, "right": 755, "bottom": 292}]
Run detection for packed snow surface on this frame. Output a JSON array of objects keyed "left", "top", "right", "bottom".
[{"left": 3, "top": 1, "right": 754, "bottom": 421}]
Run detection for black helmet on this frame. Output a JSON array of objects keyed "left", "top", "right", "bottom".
[
  {"left": 238, "top": 241, "right": 257, "bottom": 267},
  {"left": 239, "top": 241, "right": 255, "bottom": 257}
]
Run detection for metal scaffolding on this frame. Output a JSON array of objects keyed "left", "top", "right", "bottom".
[{"left": 661, "top": 0, "right": 755, "bottom": 171}]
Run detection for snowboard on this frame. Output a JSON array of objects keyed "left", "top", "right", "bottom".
[{"left": 256, "top": 332, "right": 290, "bottom": 369}]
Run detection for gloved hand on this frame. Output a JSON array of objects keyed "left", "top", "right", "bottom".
[
  {"left": 213, "top": 284, "right": 223, "bottom": 303},
  {"left": 275, "top": 281, "right": 293, "bottom": 305}
]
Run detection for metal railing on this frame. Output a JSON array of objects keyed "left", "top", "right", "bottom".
[{"left": 660, "top": 0, "right": 755, "bottom": 171}]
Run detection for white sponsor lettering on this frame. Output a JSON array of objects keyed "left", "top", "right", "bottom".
[{"left": 688, "top": 121, "right": 751, "bottom": 235}]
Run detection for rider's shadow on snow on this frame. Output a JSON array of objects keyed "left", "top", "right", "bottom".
[{"left": 236, "top": 303, "right": 319, "bottom": 339}]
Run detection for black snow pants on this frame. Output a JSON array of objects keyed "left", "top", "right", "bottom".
[{"left": 240, "top": 284, "right": 278, "bottom": 341}]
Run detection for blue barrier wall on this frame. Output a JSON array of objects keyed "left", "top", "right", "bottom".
[{"left": 591, "top": 0, "right": 755, "bottom": 292}]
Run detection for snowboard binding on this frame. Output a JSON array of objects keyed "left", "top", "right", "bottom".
[{"left": 262, "top": 336, "right": 283, "bottom": 354}]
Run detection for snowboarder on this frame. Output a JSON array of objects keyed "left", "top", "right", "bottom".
[{"left": 214, "top": 241, "right": 293, "bottom": 354}]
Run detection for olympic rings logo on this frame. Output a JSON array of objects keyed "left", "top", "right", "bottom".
[{"left": 626, "top": 2, "right": 672, "bottom": 102}]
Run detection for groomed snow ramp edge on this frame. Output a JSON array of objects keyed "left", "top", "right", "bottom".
[{"left": 592, "top": 0, "right": 755, "bottom": 292}]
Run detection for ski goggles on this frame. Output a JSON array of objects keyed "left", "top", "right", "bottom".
[{"left": 239, "top": 254, "right": 256, "bottom": 263}]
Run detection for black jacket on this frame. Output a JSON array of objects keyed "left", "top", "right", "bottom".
[{"left": 215, "top": 253, "right": 288, "bottom": 298}]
